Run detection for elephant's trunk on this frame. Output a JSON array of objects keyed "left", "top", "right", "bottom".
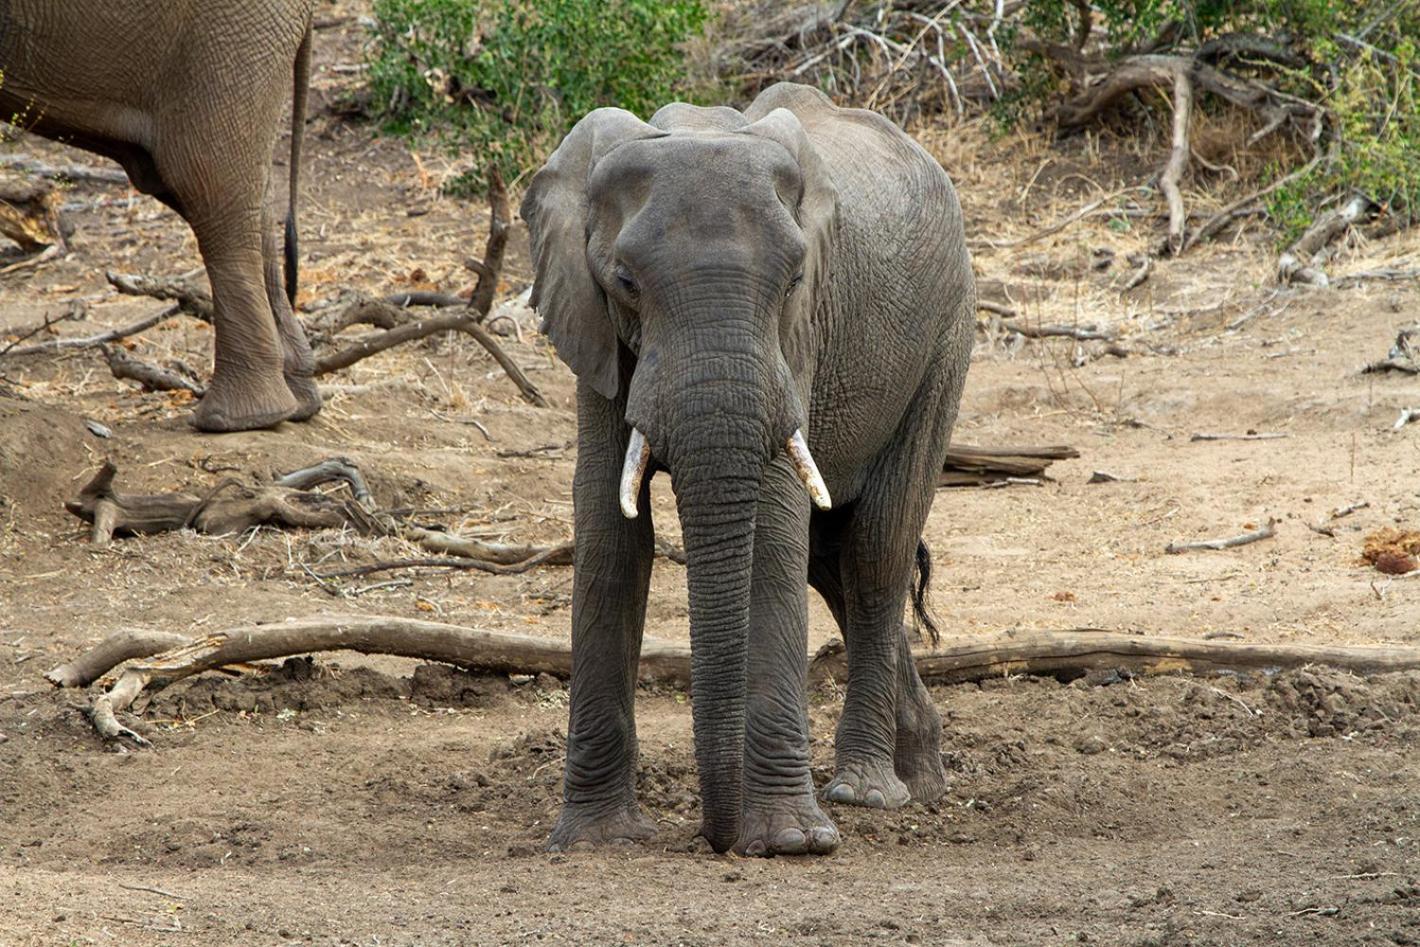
[{"left": 674, "top": 442, "right": 761, "bottom": 853}]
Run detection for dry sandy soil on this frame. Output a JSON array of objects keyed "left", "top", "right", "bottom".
[{"left": 2, "top": 7, "right": 1419, "bottom": 946}]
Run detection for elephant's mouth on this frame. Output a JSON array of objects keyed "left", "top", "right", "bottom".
[{"left": 617, "top": 425, "right": 830, "bottom": 519}]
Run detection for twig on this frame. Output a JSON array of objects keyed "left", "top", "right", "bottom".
[
  {"left": 0, "top": 301, "right": 87, "bottom": 357},
  {"left": 1394, "top": 407, "right": 1420, "bottom": 431},
  {"left": 1190, "top": 431, "right": 1288, "bottom": 441},
  {"left": 1331, "top": 500, "right": 1368, "bottom": 519},
  {"left": 1166, "top": 518, "right": 1277, "bottom": 554},
  {"left": 1122, "top": 255, "right": 1152, "bottom": 290},
  {"left": 2, "top": 304, "right": 181, "bottom": 357},
  {"left": 115, "top": 883, "right": 187, "bottom": 900}
]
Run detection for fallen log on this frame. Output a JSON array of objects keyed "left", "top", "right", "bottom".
[
  {"left": 49, "top": 619, "right": 1420, "bottom": 746},
  {"left": 939, "top": 443, "right": 1081, "bottom": 487}
]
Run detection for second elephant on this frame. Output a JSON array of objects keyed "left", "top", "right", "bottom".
[{"left": 0, "top": 0, "right": 321, "bottom": 432}]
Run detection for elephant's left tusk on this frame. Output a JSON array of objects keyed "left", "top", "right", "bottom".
[
  {"left": 620, "top": 427, "right": 651, "bottom": 519},
  {"left": 786, "top": 429, "right": 832, "bottom": 510}
]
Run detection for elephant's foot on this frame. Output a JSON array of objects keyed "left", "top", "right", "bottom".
[
  {"left": 894, "top": 685, "right": 948, "bottom": 803},
  {"left": 192, "top": 370, "right": 299, "bottom": 432},
  {"left": 284, "top": 369, "right": 322, "bottom": 422},
  {"left": 736, "top": 794, "right": 839, "bottom": 857},
  {"left": 546, "top": 800, "right": 657, "bottom": 852},
  {"left": 822, "top": 755, "right": 910, "bottom": 809}
]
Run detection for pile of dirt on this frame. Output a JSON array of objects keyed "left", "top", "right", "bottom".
[{"left": 0, "top": 398, "right": 95, "bottom": 525}]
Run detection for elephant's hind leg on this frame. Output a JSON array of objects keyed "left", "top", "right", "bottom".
[
  {"left": 186, "top": 206, "right": 300, "bottom": 432},
  {"left": 262, "top": 199, "right": 320, "bottom": 420}
]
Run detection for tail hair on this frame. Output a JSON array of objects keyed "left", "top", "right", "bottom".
[{"left": 911, "top": 539, "right": 940, "bottom": 647}]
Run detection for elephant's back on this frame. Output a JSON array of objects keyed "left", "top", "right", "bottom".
[{"left": 746, "top": 83, "right": 975, "bottom": 498}]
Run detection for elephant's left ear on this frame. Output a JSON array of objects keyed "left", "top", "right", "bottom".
[{"left": 738, "top": 108, "right": 838, "bottom": 367}]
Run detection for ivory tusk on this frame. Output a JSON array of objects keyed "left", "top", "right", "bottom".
[
  {"left": 619, "top": 427, "right": 651, "bottom": 519},
  {"left": 786, "top": 429, "right": 832, "bottom": 510}
]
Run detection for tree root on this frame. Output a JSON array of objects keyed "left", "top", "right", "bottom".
[
  {"left": 1278, "top": 194, "right": 1375, "bottom": 287},
  {"left": 48, "top": 619, "right": 1420, "bottom": 746},
  {"left": 1056, "top": 53, "right": 1324, "bottom": 255}
]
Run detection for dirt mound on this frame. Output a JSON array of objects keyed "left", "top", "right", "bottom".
[
  {"left": 0, "top": 397, "right": 95, "bottom": 527},
  {"left": 1362, "top": 528, "right": 1420, "bottom": 575}
]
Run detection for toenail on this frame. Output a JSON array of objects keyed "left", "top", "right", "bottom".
[
  {"left": 825, "top": 784, "right": 855, "bottom": 803},
  {"left": 745, "top": 839, "right": 768, "bottom": 857},
  {"left": 864, "top": 789, "right": 886, "bottom": 808},
  {"left": 772, "top": 828, "right": 809, "bottom": 855}
]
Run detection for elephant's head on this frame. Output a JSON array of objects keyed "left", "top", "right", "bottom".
[{"left": 521, "top": 105, "right": 838, "bottom": 852}]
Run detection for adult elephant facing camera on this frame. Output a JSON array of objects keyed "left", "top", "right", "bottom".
[
  {"left": 0, "top": 0, "right": 320, "bottom": 432},
  {"left": 521, "top": 82, "right": 975, "bottom": 856}
]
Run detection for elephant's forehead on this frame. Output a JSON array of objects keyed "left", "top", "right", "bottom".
[{"left": 594, "top": 134, "right": 798, "bottom": 199}]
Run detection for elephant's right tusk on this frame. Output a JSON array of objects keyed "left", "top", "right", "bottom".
[
  {"left": 786, "top": 429, "right": 832, "bottom": 510},
  {"left": 619, "top": 427, "right": 651, "bottom": 519}
]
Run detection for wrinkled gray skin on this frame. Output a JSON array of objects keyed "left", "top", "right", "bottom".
[
  {"left": 0, "top": 0, "right": 320, "bottom": 432},
  {"left": 521, "top": 82, "right": 975, "bottom": 856}
]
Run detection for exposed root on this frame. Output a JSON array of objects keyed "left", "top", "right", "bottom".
[{"left": 1278, "top": 194, "right": 1376, "bottom": 287}]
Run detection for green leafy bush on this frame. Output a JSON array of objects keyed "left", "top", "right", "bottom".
[{"left": 368, "top": 0, "right": 708, "bottom": 193}]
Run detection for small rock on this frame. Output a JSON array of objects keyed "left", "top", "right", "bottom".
[
  {"left": 84, "top": 419, "right": 112, "bottom": 438},
  {"left": 1075, "top": 734, "right": 1108, "bottom": 755}
]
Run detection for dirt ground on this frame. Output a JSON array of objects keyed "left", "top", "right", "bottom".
[{"left": 2, "top": 7, "right": 1419, "bottom": 946}]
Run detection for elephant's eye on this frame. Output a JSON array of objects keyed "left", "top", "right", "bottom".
[
  {"left": 785, "top": 273, "right": 804, "bottom": 298},
  {"left": 614, "top": 266, "right": 639, "bottom": 296}
]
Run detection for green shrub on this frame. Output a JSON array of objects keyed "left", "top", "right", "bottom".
[
  {"left": 1020, "top": 0, "right": 1420, "bottom": 241},
  {"left": 368, "top": 0, "right": 708, "bottom": 194}
]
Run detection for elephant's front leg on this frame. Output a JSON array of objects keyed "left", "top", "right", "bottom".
[
  {"left": 738, "top": 458, "right": 840, "bottom": 856},
  {"left": 547, "top": 383, "right": 657, "bottom": 851}
]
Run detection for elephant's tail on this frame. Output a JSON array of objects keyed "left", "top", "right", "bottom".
[
  {"left": 911, "top": 539, "right": 940, "bottom": 647},
  {"left": 283, "top": 23, "right": 313, "bottom": 307}
]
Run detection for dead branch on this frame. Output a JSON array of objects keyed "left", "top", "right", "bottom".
[
  {"left": 1190, "top": 431, "right": 1288, "bottom": 441},
  {"left": 272, "top": 457, "right": 372, "bottom": 505},
  {"left": 2, "top": 304, "right": 180, "bottom": 357},
  {"left": 104, "top": 345, "right": 205, "bottom": 397},
  {"left": 309, "top": 170, "right": 546, "bottom": 407},
  {"left": 1278, "top": 194, "right": 1375, "bottom": 286},
  {"left": 939, "top": 443, "right": 1080, "bottom": 487},
  {"left": 1002, "top": 320, "right": 1115, "bottom": 341},
  {"left": 0, "top": 300, "right": 87, "bottom": 357},
  {"left": 53, "top": 619, "right": 1420, "bottom": 745},
  {"left": 1184, "top": 155, "right": 1322, "bottom": 251},
  {"left": 1122, "top": 254, "right": 1152, "bottom": 290},
  {"left": 45, "top": 629, "right": 190, "bottom": 688},
  {"left": 64, "top": 460, "right": 352, "bottom": 544},
  {"left": 977, "top": 299, "right": 1017, "bottom": 317},
  {"left": 1394, "top": 408, "right": 1419, "bottom": 431},
  {"left": 1165, "top": 518, "right": 1277, "bottom": 554},
  {"left": 106, "top": 272, "right": 213, "bottom": 321},
  {"left": 1161, "top": 66, "right": 1193, "bottom": 253}
]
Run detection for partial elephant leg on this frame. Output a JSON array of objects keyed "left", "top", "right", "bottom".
[
  {"left": 810, "top": 519, "right": 946, "bottom": 803},
  {"left": 186, "top": 206, "right": 300, "bottom": 432},
  {"left": 262, "top": 194, "right": 320, "bottom": 420},
  {"left": 737, "top": 458, "right": 839, "bottom": 856},
  {"left": 823, "top": 377, "right": 957, "bottom": 810},
  {"left": 547, "top": 382, "right": 658, "bottom": 851}
]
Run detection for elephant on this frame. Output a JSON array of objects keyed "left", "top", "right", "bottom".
[
  {"left": 0, "top": 0, "right": 320, "bottom": 432},
  {"left": 520, "top": 81, "right": 976, "bottom": 856}
]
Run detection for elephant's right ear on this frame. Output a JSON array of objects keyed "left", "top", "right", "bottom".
[{"left": 520, "top": 109, "right": 664, "bottom": 401}]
